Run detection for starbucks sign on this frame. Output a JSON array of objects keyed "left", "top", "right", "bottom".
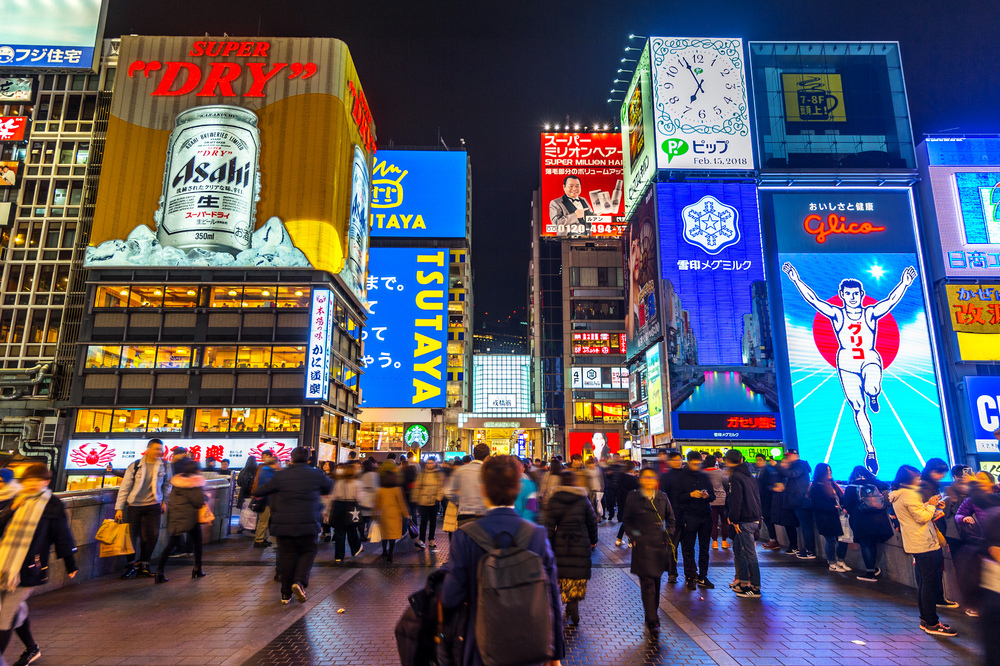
[{"left": 404, "top": 424, "right": 430, "bottom": 448}]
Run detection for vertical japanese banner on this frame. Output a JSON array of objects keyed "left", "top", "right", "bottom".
[
  {"left": 361, "top": 248, "right": 449, "bottom": 408},
  {"left": 656, "top": 182, "right": 781, "bottom": 441},
  {"left": 769, "top": 189, "right": 950, "bottom": 476},
  {"left": 306, "top": 289, "right": 333, "bottom": 401}
]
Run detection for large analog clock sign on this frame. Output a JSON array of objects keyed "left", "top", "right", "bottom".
[{"left": 649, "top": 37, "right": 753, "bottom": 171}]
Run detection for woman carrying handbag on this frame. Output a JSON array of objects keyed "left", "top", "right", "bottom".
[
  {"left": 156, "top": 458, "right": 209, "bottom": 583},
  {"left": 810, "top": 463, "right": 849, "bottom": 572},
  {"left": 622, "top": 467, "right": 675, "bottom": 638}
]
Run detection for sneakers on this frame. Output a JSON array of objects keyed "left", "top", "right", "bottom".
[
  {"left": 796, "top": 551, "right": 817, "bottom": 560},
  {"left": 835, "top": 562, "right": 851, "bottom": 572},
  {"left": 697, "top": 577, "right": 715, "bottom": 589},
  {"left": 720, "top": 540, "right": 730, "bottom": 549},
  {"left": 735, "top": 586, "right": 761, "bottom": 598},
  {"left": 428, "top": 541, "right": 436, "bottom": 550},
  {"left": 414, "top": 539, "right": 426, "bottom": 550},
  {"left": 936, "top": 599, "right": 960, "bottom": 609},
  {"left": 920, "top": 622, "right": 957, "bottom": 637},
  {"left": 966, "top": 608, "right": 980, "bottom": 617},
  {"left": 12, "top": 646, "right": 40, "bottom": 666},
  {"left": 829, "top": 563, "right": 841, "bottom": 571},
  {"left": 873, "top": 567, "right": 882, "bottom": 578},
  {"left": 292, "top": 582, "right": 307, "bottom": 603},
  {"left": 856, "top": 573, "right": 878, "bottom": 582},
  {"left": 762, "top": 541, "right": 781, "bottom": 550},
  {"left": 686, "top": 578, "right": 697, "bottom": 590},
  {"left": 628, "top": 540, "right": 634, "bottom": 548},
  {"left": 785, "top": 548, "right": 799, "bottom": 555},
  {"left": 729, "top": 580, "right": 742, "bottom": 591},
  {"left": 280, "top": 595, "right": 291, "bottom": 605},
  {"left": 615, "top": 538, "right": 623, "bottom": 547},
  {"left": 712, "top": 540, "right": 719, "bottom": 549},
  {"left": 667, "top": 574, "right": 678, "bottom": 584}
]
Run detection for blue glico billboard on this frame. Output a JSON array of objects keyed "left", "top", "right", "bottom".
[
  {"left": 361, "top": 248, "right": 450, "bottom": 408},
  {"left": 369, "top": 150, "right": 467, "bottom": 238}
]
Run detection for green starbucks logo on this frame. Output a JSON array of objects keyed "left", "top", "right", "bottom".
[{"left": 404, "top": 424, "right": 430, "bottom": 448}]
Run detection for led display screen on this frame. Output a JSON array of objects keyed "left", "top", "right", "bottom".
[
  {"left": 360, "top": 248, "right": 449, "bottom": 409},
  {"left": 657, "top": 182, "right": 780, "bottom": 440},
  {"left": 0, "top": 0, "right": 107, "bottom": 70},
  {"left": 370, "top": 150, "right": 467, "bottom": 238},
  {"left": 471, "top": 356, "right": 532, "bottom": 413},
  {"left": 620, "top": 42, "right": 655, "bottom": 218},
  {"left": 541, "top": 133, "right": 625, "bottom": 238},
  {"left": 624, "top": 187, "right": 661, "bottom": 361},
  {"left": 965, "top": 376, "right": 1000, "bottom": 454},
  {"left": 924, "top": 162, "right": 1000, "bottom": 278},
  {"left": 945, "top": 285, "right": 1000, "bottom": 361},
  {"left": 646, "top": 343, "right": 665, "bottom": 436},
  {"left": 769, "top": 189, "right": 949, "bottom": 477},
  {"left": 567, "top": 431, "right": 621, "bottom": 459},
  {"left": 571, "top": 332, "right": 626, "bottom": 355}
]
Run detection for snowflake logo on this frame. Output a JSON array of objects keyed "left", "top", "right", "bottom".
[{"left": 681, "top": 195, "right": 741, "bottom": 255}]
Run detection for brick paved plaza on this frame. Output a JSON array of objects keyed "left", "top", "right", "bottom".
[{"left": 17, "top": 522, "right": 983, "bottom": 665}]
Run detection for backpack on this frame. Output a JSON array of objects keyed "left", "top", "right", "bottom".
[
  {"left": 394, "top": 569, "right": 467, "bottom": 666},
  {"left": 460, "top": 521, "right": 554, "bottom": 666},
  {"left": 858, "top": 484, "right": 886, "bottom": 512}
]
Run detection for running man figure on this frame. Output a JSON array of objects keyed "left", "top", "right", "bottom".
[{"left": 781, "top": 262, "right": 917, "bottom": 475}]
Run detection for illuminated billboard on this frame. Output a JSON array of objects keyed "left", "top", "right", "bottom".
[
  {"left": 649, "top": 37, "right": 753, "bottom": 171},
  {"left": 646, "top": 343, "right": 666, "bottom": 436},
  {"left": 471, "top": 355, "right": 532, "bottom": 413},
  {"left": 624, "top": 187, "right": 661, "bottom": 361},
  {"left": 370, "top": 150, "right": 467, "bottom": 238},
  {"left": 965, "top": 377, "right": 1000, "bottom": 454},
  {"left": 620, "top": 43, "right": 655, "bottom": 217},
  {"left": 0, "top": 78, "right": 34, "bottom": 103},
  {"left": 571, "top": 366, "right": 629, "bottom": 390},
  {"left": 571, "top": 332, "right": 626, "bottom": 356},
  {"left": 657, "top": 182, "right": 780, "bottom": 441},
  {"left": 65, "top": 437, "right": 297, "bottom": 470},
  {"left": 945, "top": 285, "right": 1000, "bottom": 361},
  {"left": 84, "top": 36, "right": 376, "bottom": 305},
  {"left": 0, "top": 161, "right": 21, "bottom": 188},
  {"left": 0, "top": 0, "right": 108, "bottom": 71},
  {"left": 360, "top": 248, "right": 449, "bottom": 408},
  {"left": 306, "top": 290, "right": 334, "bottom": 401},
  {"left": 768, "top": 189, "right": 949, "bottom": 477},
  {"left": 0, "top": 117, "right": 29, "bottom": 142},
  {"left": 541, "top": 133, "right": 625, "bottom": 238}
]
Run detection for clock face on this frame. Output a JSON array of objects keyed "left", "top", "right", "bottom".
[{"left": 649, "top": 37, "right": 754, "bottom": 170}]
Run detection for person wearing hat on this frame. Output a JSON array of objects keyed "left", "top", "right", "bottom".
[{"left": 0, "top": 463, "right": 77, "bottom": 666}]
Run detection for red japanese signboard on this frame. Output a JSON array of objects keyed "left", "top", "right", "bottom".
[
  {"left": 572, "top": 332, "right": 626, "bottom": 355},
  {"left": 541, "top": 132, "right": 625, "bottom": 238},
  {"left": 0, "top": 117, "right": 28, "bottom": 142}
]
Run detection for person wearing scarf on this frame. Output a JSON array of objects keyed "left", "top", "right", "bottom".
[{"left": 0, "top": 464, "right": 77, "bottom": 666}]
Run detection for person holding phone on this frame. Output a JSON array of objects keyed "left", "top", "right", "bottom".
[{"left": 674, "top": 451, "right": 716, "bottom": 590}]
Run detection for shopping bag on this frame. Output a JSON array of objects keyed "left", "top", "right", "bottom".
[
  {"left": 442, "top": 502, "right": 458, "bottom": 533},
  {"left": 239, "top": 500, "right": 258, "bottom": 531},
  {"left": 838, "top": 512, "right": 854, "bottom": 543},
  {"left": 99, "top": 523, "right": 135, "bottom": 557},
  {"left": 408, "top": 520, "right": 419, "bottom": 540},
  {"left": 94, "top": 519, "right": 118, "bottom": 545},
  {"left": 198, "top": 505, "right": 215, "bottom": 524},
  {"left": 369, "top": 522, "right": 382, "bottom": 543}
]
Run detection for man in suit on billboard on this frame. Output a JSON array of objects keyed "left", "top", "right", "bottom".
[{"left": 548, "top": 175, "right": 593, "bottom": 235}]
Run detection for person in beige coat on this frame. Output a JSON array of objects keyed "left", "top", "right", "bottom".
[
  {"left": 374, "top": 467, "right": 409, "bottom": 564},
  {"left": 412, "top": 459, "right": 445, "bottom": 550}
]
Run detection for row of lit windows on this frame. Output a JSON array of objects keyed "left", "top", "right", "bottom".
[
  {"left": 94, "top": 285, "right": 312, "bottom": 309},
  {"left": 85, "top": 345, "right": 307, "bottom": 370},
  {"left": 76, "top": 407, "right": 302, "bottom": 434}
]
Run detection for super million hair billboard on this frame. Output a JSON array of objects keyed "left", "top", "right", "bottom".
[{"left": 87, "top": 36, "right": 376, "bottom": 304}]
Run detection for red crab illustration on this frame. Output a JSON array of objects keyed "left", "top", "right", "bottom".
[{"left": 70, "top": 442, "right": 117, "bottom": 467}]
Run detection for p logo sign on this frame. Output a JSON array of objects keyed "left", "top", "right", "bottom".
[{"left": 662, "top": 138, "right": 689, "bottom": 163}]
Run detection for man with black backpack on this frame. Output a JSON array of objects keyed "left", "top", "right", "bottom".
[
  {"left": 115, "top": 439, "right": 172, "bottom": 579},
  {"left": 441, "top": 454, "right": 564, "bottom": 666}
]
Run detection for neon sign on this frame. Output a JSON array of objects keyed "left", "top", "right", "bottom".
[{"left": 804, "top": 213, "right": 886, "bottom": 244}]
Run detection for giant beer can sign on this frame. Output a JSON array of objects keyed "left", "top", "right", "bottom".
[{"left": 156, "top": 105, "right": 261, "bottom": 254}]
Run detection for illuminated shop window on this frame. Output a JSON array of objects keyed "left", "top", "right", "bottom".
[
  {"left": 163, "top": 286, "right": 199, "bottom": 307},
  {"left": 195, "top": 408, "right": 233, "bottom": 433},
  {"left": 147, "top": 409, "right": 184, "bottom": 432},
  {"left": 277, "top": 287, "right": 310, "bottom": 308},
  {"left": 447, "top": 341, "right": 464, "bottom": 355},
  {"left": 209, "top": 286, "right": 242, "bottom": 308},
  {"left": 128, "top": 285, "right": 163, "bottom": 307},
  {"left": 267, "top": 408, "right": 301, "bottom": 432},
  {"left": 85, "top": 345, "right": 122, "bottom": 369},
  {"left": 93, "top": 286, "right": 129, "bottom": 308},
  {"left": 358, "top": 423, "right": 405, "bottom": 451},
  {"left": 155, "top": 346, "right": 192, "bottom": 369},
  {"left": 75, "top": 408, "right": 113, "bottom": 433},
  {"left": 120, "top": 346, "right": 156, "bottom": 369},
  {"left": 202, "top": 346, "right": 237, "bottom": 368},
  {"left": 237, "top": 346, "right": 271, "bottom": 369},
  {"left": 271, "top": 346, "right": 305, "bottom": 368},
  {"left": 574, "top": 401, "right": 627, "bottom": 424},
  {"left": 242, "top": 285, "right": 276, "bottom": 308},
  {"left": 111, "top": 408, "right": 150, "bottom": 433},
  {"left": 231, "top": 407, "right": 266, "bottom": 432}
]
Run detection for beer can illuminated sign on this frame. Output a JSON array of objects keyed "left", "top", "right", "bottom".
[
  {"left": 306, "top": 289, "right": 334, "bottom": 401},
  {"left": 86, "top": 36, "right": 375, "bottom": 305}
]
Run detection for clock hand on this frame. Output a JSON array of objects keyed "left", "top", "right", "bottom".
[{"left": 681, "top": 57, "right": 706, "bottom": 102}]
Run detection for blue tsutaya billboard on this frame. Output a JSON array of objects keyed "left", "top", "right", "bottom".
[
  {"left": 360, "top": 248, "right": 449, "bottom": 408},
  {"left": 369, "top": 150, "right": 467, "bottom": 238}
]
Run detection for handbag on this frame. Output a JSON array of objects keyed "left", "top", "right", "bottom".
[
  {"left": 198, "top": 505, "right": 215, "bottom": 524},
  {"left": 369, "top": 522, "right": 383, "bottom": 543},
  {"left": 95, "top": 518, "right": 118, "bottom": 544},
  {"left": 442, "top": 502, "right": 458, "bottom": 533},
  {"left": 238, "top": 500, "right": 258, "bottom": 531},
  {"left": 836, "top": 492, "right": 853, "bottom": 543}
]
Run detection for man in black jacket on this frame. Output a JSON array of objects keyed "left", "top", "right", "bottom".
[
  {"left": 777, "top": 448, "right": 816, "bottom": 559},
  {"left": 674, "top": 451, "right": 716, "bottom": 590},
  {"left": 658, "top": 451, "right": 684, "bottom": 583},
  {"left": 725, "top": 450, "right": 763, "bottom": 598},
  {"left": 758, "top": 458, "right": 781, "bottom": 550},
  {"left": 255, "top": 447, "right": 333, "bottom": 604}
]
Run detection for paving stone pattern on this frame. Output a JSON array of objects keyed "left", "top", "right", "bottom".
[{"left": 10, "top": 519, "right": 984, "bottom": 665}]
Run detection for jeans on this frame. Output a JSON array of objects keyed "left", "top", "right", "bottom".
[
  {"left": 912, "top": 548, "right": 943, "bottom": 626},
  {"left": 639, "top": 575, "right": 661, "bottom": 627},
  {"left": 856, "top": 536, "right": 878, "bottom": 574},
  {"left": 158, "top": 526, "right": 202, "bottom": 573},
  {"left": 824, "top": 536, "right": 848, "bottom": 563},
  {"left": 126, "top": 503, "right": 162, "bottom": 564},
  {"left": 793, "top": 508, "right": 816, "bottom": 555},
  {"left": 276, "top": 534, "right": 319, "bottom": 598},
  {"left": 710, "top": 505, "right": 728, "bottom": 540},
  {"left": 254, "top": 505, "right": 271, "bottom": 543},
  {"left": 419, "top": 503, "right": 438, "bottom": 542},
  {"left": 334, "top": 522, "right": 361, "bottom": 560},
  {"left": 681, "top": 519, "right": 712, "bottom": 580},
  {"left": 732, "top": 521, "right": 761, "bottom": 588}
]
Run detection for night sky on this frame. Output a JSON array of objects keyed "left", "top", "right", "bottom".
[{"left": 105, "top": 0, "right": 998, "bottom": 330}]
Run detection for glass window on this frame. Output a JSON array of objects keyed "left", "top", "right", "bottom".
[
  {"left": 277, "top": 286, "right": 310, "bottom": 308},
  {"left": 128, "top": 285, "right": 163, "bottom": 307},
  {"left": 163, "top": 286, "right": 198, "bottom": 307},
  {"left": 120, "top": 346, "right": 156, "bottom": 369},
  {"left": 271, "top": 346, "right": 305, "bottom": 368},
  {"left": 156, "top": 346, "right": 192, "bottom": 369},
  {"left": 202, "top": 346, "right": 237, "bottom": 368},
  {"left": 343, "top": 365, "right": 359, "bottom": 391},
  {"left": 231, "top": 407, "right": 266, "bottom": 433},
  {"left": 237, "top": 346, "right": 271, "bottom": 369},
  {"left": 347, "top": 316, "right": 360, "bottom": 339},
  {"left": 85, "top": 345, "right": 122, "bottom": 369},
  {"left": 148, "top": 409, "right": 183, "bottom": 433},
  {"left": 242, "top": 286, "right": 276, "bottom": 308},
  {"left": 209, "top": 286, "right": 242, "bottom": 308},
  {"left": 267, "top": 408, "right": 301, "bottom": 432},
  {"left": 195, "top": 408, "right": 231, "bottom": 433},
  {"left": 94, "top": 286, "right": 129, "bottom": 308},
  {"left": 75, "top": 408, "right": 113, "bottom": 433},
  {"left": 111, "top": 409, "right": 150, "bottom": 433}
]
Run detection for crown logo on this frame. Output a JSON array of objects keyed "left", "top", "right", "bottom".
[{"left": 372, "top": 158, "right": 408, "bottom": 209}]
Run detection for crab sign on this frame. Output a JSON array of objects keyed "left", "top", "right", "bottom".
[{"left": 70, "top": 442, "right": 117, "bottom": 467}]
